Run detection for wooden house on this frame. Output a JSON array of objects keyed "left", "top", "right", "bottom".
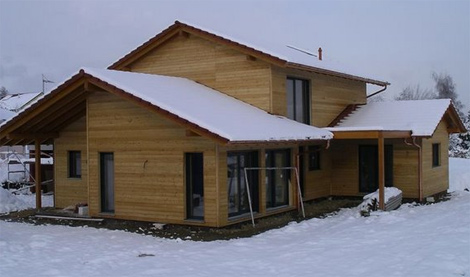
[{"left": 0, "top": 21, "right": 465, "bottom": 227}]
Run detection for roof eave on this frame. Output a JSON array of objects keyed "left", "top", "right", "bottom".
[
  {"left": 286, "top": 62, "right": 390, "bottom": 86},
  {"left": 108, "top": 21, "right": 389, "bottom": 86}
]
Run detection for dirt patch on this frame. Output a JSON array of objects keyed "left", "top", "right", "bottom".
[{"left": 0, "top": 198, "right": 361, "bottom": 241}]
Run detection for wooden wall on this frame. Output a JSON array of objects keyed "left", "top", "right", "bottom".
[
  {"left": 330, "top": 140, "right": 359, "bottom": 196},
  {"left": 271, "top": 66, "right": 367, "bottom": 127},
  {"left": 392, "top": 139, "right": 419, "bottom": 198},
  {"left": 86, "top": 91, "right": 219, "bottom": 226},
  {"left": 302, "top": 145, "right": 332, "bottom": 200},
  {"left": 328, "top": 138, "right": 421, "bottom": 198},
  {"left": 422, "top": 121, "right": 450, "bottom": 197},
  {"left": 54, "top": 116, "right": 88, "bottom": 208},
  {"left": 129, "top": 34, "right": 272, "bottom": 112}
]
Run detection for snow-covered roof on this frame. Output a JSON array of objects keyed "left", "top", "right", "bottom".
[
  {"left": 0, "top": 108, "right": 17, "bottom": 121},
  {"left": 327, "top": 99, "right": 453, "bottom": 137},
  {"left": 82, "top": 68, "right": 332, "bottom": 142},
  {"left": 0, "top": 92, "right": 42, "bottom": 112}
]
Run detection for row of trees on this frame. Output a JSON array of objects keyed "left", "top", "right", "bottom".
[{"left": 394, "top": 72, "right": 469, "bottom": 158}]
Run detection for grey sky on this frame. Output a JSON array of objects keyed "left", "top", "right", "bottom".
[{"left": 1, "top": 0, "right": 469, "bottom": 110}]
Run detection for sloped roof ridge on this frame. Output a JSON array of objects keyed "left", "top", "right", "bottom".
[{"left": 108, "top": 20, "right": 389, "bottom": 86}]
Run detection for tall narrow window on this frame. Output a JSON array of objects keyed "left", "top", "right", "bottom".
[
  {"left": 100, "top": 153, "right": 114, "bottom": 213},
  {"left": 68, "top": 151, "right": 81, "bottom": 178},
  {"left": 308, "top": 146, "right": 321, "bottom": 171},
  {"left": 266, "top": 149, "right": 291, "bottom": 209},
  {"left": 286, "top": 78, "right": 310, "bottom": 124},
  {"left": 185, "top": 153, "right": 204, "bottom": 220},
  {"left": 227, "top": 151, "right": 259, "bottom": 217},
  {"left": 432, "top": 143, "right": 441, "bottom": 167}
]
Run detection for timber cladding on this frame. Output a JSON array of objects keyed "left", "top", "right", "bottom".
[
  {"left": 271, "top": 66, "right": 366, "bottom": 127},
  {"left": 302, "top": 146, "right": 332, "bottom": 200},
  {"left": 54, "top": 116, "right": 88, "bottom": 208},
  {"left": 328, "top": 139, "right": 420, "bottom": 198},
  {"left": 129, "top": 34, "right": 272, "bottom": 112},
  {"left": 392, "top": 140, "right": 419, "bottom": 198},
  {"left": 422, "top": 121, "right": 450, "bottom": 197},
  {"left": 85, "top": 91, "right": 219, "bottom": 226}
]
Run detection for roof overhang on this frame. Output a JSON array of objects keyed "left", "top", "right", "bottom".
[
  {"left": 0, "top": 69, "right": 333, "bottom": 147},
  {"left": 441, "top": 104, "right": 467, "bottom": 134},
  {"left": 0, "top": 71, "right": 89, "bottom": 146},
  {"left": 329, "top": 129, "right": 412, "bottom": 139}
]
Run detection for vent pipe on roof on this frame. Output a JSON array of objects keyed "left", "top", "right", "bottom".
[{"left": 318, "top": 47, "right": 322, "bottom": 61}]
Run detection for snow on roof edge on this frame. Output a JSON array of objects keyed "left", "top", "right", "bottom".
[{"left": 82, "top": 67, "right": 333, "bottom": 142}]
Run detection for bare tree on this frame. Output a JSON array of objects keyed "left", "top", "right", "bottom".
[
  {"left": 432, "top": 72, "right": 464, "bottom": 114},
  {"left": 394, "top": 85, "right": 436, "bottom": 101},
  {"left": 0, "top": 86, "right": 8, "bottom": 99}
]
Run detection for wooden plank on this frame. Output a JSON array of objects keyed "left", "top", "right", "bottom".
[
  {"left": 378, "top": 135, "right": 385, "bottom": 210},
  {"left": 35, "top": 140, "right": 42, "bottom": 210},
  {"left": 7, "top": 133, "right": 59, "bottom": 140},
  {"left": 130, "top": 35, "right": 272, "bottom": 112}
]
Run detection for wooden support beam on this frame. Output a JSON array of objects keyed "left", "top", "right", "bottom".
[
  {"left": 7, "top": 133, "right": 59, "bottom": 140},
  {"left": 17, "top": 89, "right": 87, "bottom": 132},
  {"left": 179, "top": 30, "right": 190, "bottom": 38},
  {"left": 378, "top": 134, "right": 385, "bottom": 210},
  {"left": 35, "top": 139, "right": 42, "bottom": 210},
  {"left": 246, "top": 55, "right": 257, "bottom": 61},
  {"left": 185, "top": 129, "right": 201, "bottom": 137}
]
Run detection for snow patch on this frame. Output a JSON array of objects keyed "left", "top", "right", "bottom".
[{"left": 0, "top": 187, "right": 29, "bottom": 213}]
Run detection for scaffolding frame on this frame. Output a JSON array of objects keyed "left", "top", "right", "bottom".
[{"left": 243, "top": 166, "right": 305, "bottom": 227}]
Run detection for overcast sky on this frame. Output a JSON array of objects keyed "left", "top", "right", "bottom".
[{"left": 1, "top": 0, "right": 469, "bottom": 110}]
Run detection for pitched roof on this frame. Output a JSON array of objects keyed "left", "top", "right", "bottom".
[
  {"left": 0, "top": 68, "right": 332, "bottom": 145},
  {"left": 84, "top": 68, "right": 332, "bottom": 142},
  {"left": 108, "top": 21, "right": 389, "bottom": 86},
  {"left": 327, "top": 99, "right": 465, "bottom": 136}
]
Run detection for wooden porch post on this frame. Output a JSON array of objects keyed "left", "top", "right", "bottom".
[
  {"left": 35, "top": 140, "right": 42, "bottom": 210},
  {"left": 378, "top": 134, "right": 385, "bottom": 210}
]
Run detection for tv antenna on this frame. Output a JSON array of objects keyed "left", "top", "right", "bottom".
[{"left": 42, "top": 74, "right": 54, "bottom": 93}]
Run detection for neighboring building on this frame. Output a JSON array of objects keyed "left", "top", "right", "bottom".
[
  {"left": 0, "top": 92, "right": 52, "bottom": 184},
  {"left": 0, "top": 21, "right": 465, "bottom": 227}
]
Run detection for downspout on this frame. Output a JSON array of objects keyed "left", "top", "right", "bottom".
[
  {"left": 366, "top": 84, "right": 388, "bottom": 99},
  {"left": 404, "top": 137, "right": 423, "bottom": 202}
]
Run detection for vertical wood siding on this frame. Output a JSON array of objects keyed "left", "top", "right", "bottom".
[
  {"left": 271, "top": 66, "right": 366, "bottom": 127},
  {"left": 130, "top": 35, "right": 272, "bottom": 112},
  {"left": 422, "top": 121, "right": 450, "bottom": 197},
  {"left": 54, "top": 116, "right": 88, "bottom": 207},
  {"left": 86, "top": 91, "right": 219, "bottom": 226}
]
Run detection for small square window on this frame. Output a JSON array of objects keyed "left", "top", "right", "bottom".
[
  {"left": 68, "top": 151, "right": 81, "bottom": 178},
  {"left": 308, "top": 146, "right": 321, "bottom": 171},
  {"left": 432, "top": 143, "right": 440, "bottom": 167}
]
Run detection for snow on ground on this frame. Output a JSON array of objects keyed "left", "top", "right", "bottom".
[
  {"left": 449, "top": 157, "right": 470, "bottom": 192},
  {"left": 0, "top": 188, "right": 54, "bottom": 213},
  {"left": 0, "top": 158, "right": 469, "bottom": 277}
]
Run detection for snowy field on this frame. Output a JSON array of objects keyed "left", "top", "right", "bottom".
[{"left": 1, "top": 158, "right": 469, "bottom": 277}]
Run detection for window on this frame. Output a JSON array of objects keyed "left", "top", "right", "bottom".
[
  {"left": 185, "top": 153, "right": 204, "bottom": 220},
  {"left": 227, "top": 151, "right": 259, "bottom": 217},
  {"left": 266, "top": 149, "right": 291, "bottom": 209},
  {"left": 308, "top": 146, "right": 321, "bottom": 171},
  {"left": 68, "top": 151, "right": 81, "bottom": 178},
  {"left": 286, "top": 78, "right": 310, "bottom": 124},
  {"left": 432, "top": 143, "right": 440, "bottom": 167},
  {"left": 100, "top": 153, "right": 114, "bottom": 213}
]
